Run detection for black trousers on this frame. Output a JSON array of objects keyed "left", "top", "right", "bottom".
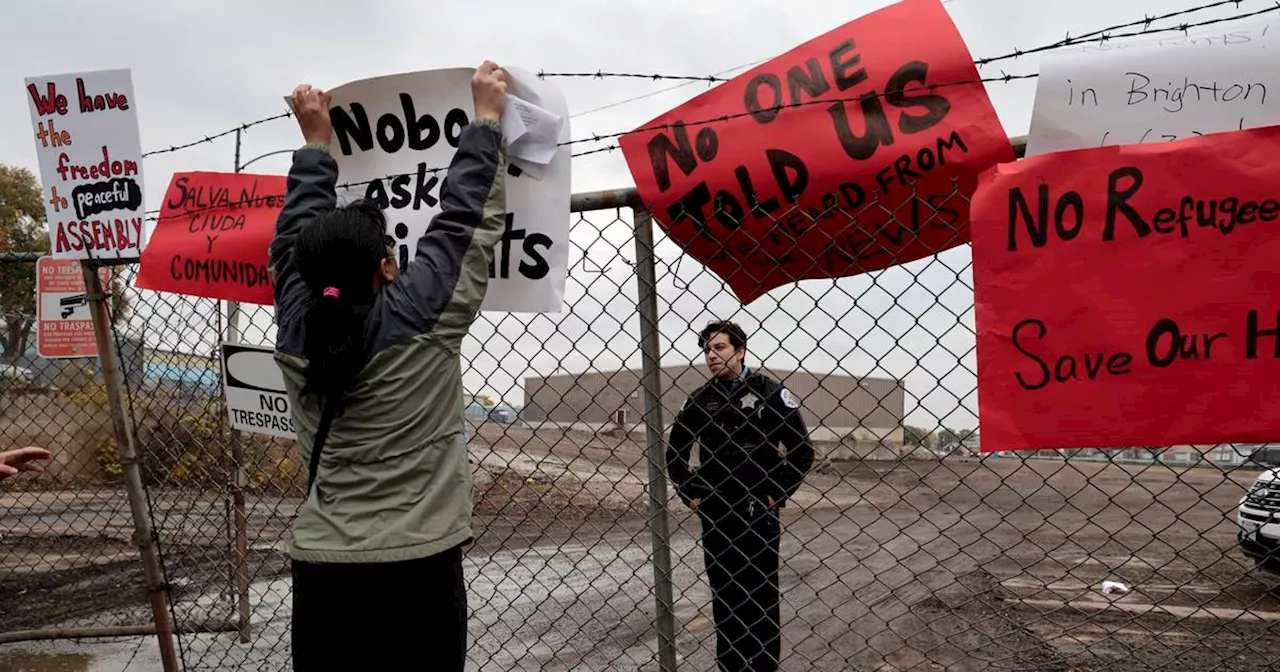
[
  {"left": 291, "top": 544, "right": 467, "bottom": 671},
  {"left": 698, "top": 497, "right": 783, "bottom": 672}
]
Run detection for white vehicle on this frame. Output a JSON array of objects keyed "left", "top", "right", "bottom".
[{"left": 1238, "top": 467, "right": 1280, "bottom": 571}]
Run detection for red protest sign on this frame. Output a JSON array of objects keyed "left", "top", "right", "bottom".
[
  {"left": 972, "top": 124, "right": 1280, "bottom": 452},
  {"left": 619, "top": 0, "right": 1013, "bottom": 304},
  {"left": 136, "top": 172, "right": 284, "bottom": 305}
]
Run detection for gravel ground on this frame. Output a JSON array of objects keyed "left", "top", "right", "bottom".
[{"left": 3, "top": 427, "right": 1280, "bottom": 671}]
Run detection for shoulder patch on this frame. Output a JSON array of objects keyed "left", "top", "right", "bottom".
[{"left": 779, "top": 387, "right": 800, "bottom": 409}]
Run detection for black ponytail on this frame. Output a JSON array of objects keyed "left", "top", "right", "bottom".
[{"left": 294, "top": 199, "right": 389, "bottom": 411}]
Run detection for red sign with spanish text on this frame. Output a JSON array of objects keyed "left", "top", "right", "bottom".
[
  {"left": 972, "top": 124, "right": 1280, "bottom": 451},
  {"left": 136, "top": 172, "right": 285, "bottom": 305},
  {"left": 619, "top": 0, "right": 1013, "bottom": 304}
]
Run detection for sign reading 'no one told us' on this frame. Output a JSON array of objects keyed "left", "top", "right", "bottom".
[{"left": 619, "top": 0, "right": 1014, "bottom": 304}]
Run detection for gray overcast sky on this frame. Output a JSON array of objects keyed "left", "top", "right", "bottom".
[{"left": 1, "top": 0, "right": 1269, "bottom": 430}]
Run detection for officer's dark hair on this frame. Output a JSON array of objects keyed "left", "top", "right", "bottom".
[{"left": 698, "top": 320, "right": 749, "bottom": 365}]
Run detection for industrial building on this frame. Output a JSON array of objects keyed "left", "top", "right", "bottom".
[{"left": 522, "top": 364, "right": 906, "bottom": 454}]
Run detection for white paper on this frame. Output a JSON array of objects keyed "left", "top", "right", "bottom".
[
  {"left": 1100, "top": 580, "right": 1130, "bottom": 596},
  {"left": 24, "top": 68, "right": 147, "bottom": 260},
  {"left": 502, "top": 94, "right": 563, "bottom": 165},
  {"left": 324, "top": 66, "right": 571, "bottom": 314},
  {"left": 1027, "top": 21, "right": 1280, "bottom": 156}
]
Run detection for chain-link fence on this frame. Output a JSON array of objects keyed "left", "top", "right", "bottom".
[{"left": 3, "top": 187, "right": 1280, "bottom": 671}]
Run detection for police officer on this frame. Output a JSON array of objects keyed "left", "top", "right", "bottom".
[{"left": 667, "top": 320, "right": 814, "bottom": 672}]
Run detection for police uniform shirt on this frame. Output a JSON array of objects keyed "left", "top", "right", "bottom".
[{"left": 666, "top": 368, "right": 814, "bottom": 508}]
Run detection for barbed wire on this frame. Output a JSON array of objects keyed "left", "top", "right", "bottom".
[
  {"left": 131, "top": 0, "right": 1273, "bottom": 190},
  {"left": 540, "top": 70, "right": 731, "bottom": 84},
  {"left": 539, "top": 0, "right": 1271, "bottom": 83},
  {"left": 975, "top": 0, "right": 1268, "bottom": 66},
  {"left": 142, "top": 70, "right": 1036, "bottom": 223},
  {"left": 559, "top": 70, "right": 1038, "bottom": 149},
  {"left": 140, "top": 111, "right": 293, "bottom": 159}
]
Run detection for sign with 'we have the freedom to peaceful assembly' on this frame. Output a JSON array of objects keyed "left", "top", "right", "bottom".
[
  {"left": 25, "top": 68, "right": 147, "bottom": 260},
  {"left": 323, "top": 67, "right": 571, "bottom": 314},
  {"left": 971, "top": 123, "right": 1280, "bottom": 452},
  {"left": 136, "top": 172, "right": 285, "bottom": 305},
  {"left": 619, "top": 0, "right": 1014, "bottom": 304}
]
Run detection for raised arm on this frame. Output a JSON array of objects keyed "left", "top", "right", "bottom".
[
  {"left": 270, "top": 84, "right": 336, "bottom": 312},
  {"left": 391, "top": 62, "right": 510, "bottom": 347},
  {"left": 766, "top": 385, "right": 814, "bottom": 507}
]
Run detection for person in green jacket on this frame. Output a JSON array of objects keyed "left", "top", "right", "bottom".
[{"left": 270, "top": 61, "right": 509, "bottom": 671}]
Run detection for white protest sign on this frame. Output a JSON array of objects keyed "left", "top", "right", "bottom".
[
  {"left": 221, "top": 342, "right": 296, "bottom": 440},
  {"left": 1027, "top": 21, "right": 1280, "bottom": 156},
  {"left": 324, "top": 67, "right": 570, "bottom": 314},
  {"left": 24, "top": 68, "right": 147, "bottom": 259}
]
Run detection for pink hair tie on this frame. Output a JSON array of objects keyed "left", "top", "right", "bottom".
[{"left": 322, "top": 287, "right": 340, "bottom": 299}]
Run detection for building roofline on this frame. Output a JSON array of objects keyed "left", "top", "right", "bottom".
[{"left": 524, "top": 363, "right": 904, "bottom": 386}]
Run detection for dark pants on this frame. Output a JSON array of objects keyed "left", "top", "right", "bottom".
[
  {"left": 699, "top": 497, "right": 783, "bottom": 672},
  {"left": 291, "top": 545, "right": 467, "bottom": 671}
]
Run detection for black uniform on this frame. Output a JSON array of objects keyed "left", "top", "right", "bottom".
[{"left": 667, "top": 368, "right": 814, "bottom": 672}]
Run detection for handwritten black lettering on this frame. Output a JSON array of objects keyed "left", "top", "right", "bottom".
[
  {"left": 1103, "top": 166, "right": 1152, "bottom": 242},
  {"left": 1145, "top": 317, "right": 1225, "bottom": 367},
  {"left": 1126, "top": 72, "right": 1267, "bottom": 113},
  {"left": 1246, "top": 310, "right": 1280, "bottom": 359},
  {"left": 488, "top": 213, "right": 554, "bottom": 281},
  {"left": 166, "top": 178, "right": 283, "bottom": 212},
  {"left": 169, "top": 256, "right": 270, "bottom": 289},
  {"left": 363, "top": 162, "right": 442, "bottom": 211},
  {"left": 1012, "top": 318, "right": 1134, "bottom": 391},
  {"left": 875, "top": 131, "right": 969, "bottom": 193},
  {"left": 1006, "top": 184, "right": 1085, "bottom": 251},
  {"left": 646, "top": 122, "right": 717, "bottom": 193},
  {"left": 330, "top": 96, "right": 467, "bottom": 156}
]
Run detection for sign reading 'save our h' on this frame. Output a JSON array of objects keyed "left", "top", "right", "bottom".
[
  {"left": 25, "top": 68, "right": 146, "bottom": 260},
  {"left": 971, "top": 123, "right": 1280, "bottom": 452},
  {"left": 324, "top": 66, "right": 571, "bottom": 314},
  {"left": 221, "top": 342, "right": 296, "bottom": 440}
]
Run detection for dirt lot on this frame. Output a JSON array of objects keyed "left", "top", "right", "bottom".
[{"left": 3, "top": 425, "right": 1280, "bottom": 671}]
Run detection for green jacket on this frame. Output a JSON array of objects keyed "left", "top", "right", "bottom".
[{"left": 269, "top": 118, "right": 507, "bottom": 563}]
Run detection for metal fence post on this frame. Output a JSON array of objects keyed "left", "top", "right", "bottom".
[
  {"left": 227, "top": 128, "right": 252, "bottom": 644},
  {"left": 631, "top": 205, "right": 679, "bottom": 671},
  {"left": 81, "top": 261, "right": 180, "bottom": 672}
]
